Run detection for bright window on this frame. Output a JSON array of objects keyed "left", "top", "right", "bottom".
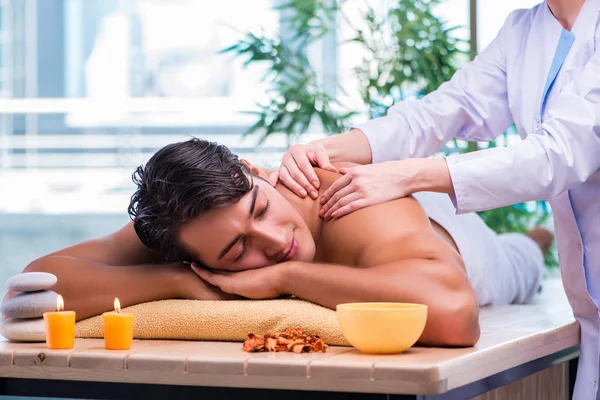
[{"left": 65, "top": 0, "right": 278, "bottom": 127}]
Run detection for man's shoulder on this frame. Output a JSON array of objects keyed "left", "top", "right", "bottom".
[
  {"left": 315, "top": 167, "right": 430, "bottom": 228},
  {"left": 320, "top": 199, "right": 441, "bottom": 267},
  {"left": 315, "top": 168, "right": 437, "bottom": 266},
  {"left": 321, "top": 193, "right": 433, "bottom": 239}
]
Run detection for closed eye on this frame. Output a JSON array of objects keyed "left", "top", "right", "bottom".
[
  {"left": 234, "top": 237, "right": 248, "bottom": 262},
  {"left": 233, "top": 200, "right": 269, "bottom": 262},
  {"left": 257, "top": 200, "right": 270, "bottom": 218}
]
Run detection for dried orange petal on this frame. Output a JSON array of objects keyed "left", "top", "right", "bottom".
[{"left": 243, "top": 328, "right": 328, "bottom": 353}]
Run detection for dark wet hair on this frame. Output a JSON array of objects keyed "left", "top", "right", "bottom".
[{"left": 128, "top": 138, "right": 252, "bottom": 262}]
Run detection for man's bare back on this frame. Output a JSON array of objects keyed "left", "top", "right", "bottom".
[{"left": 280, "top": 167, "right": 464, "bottom": 270}]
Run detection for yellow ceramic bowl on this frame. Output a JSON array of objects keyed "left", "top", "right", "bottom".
[{"left": 336, "top": 303, "right": 428, "bottom": 354}]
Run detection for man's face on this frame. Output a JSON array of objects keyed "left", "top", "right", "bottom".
[{"left": 178, "top": 177, "right": 316, "bottom": 271}]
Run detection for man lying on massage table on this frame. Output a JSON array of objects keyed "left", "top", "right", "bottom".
[{"left": 5, "top": 138, "right": 553, "bottom": 347}]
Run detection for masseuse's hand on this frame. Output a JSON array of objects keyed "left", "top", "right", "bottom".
[
  {"left": 320, "top": 160, "right": 417, "bottom": 219},
  {"left": 320, "top": 158, "right": 454, "bottom": 219},
  {"left": 270, "top": 143, "right": 337, "bottom": 199},
  {"left": 191, "top": 262, "right": 285, "bottom": 300}
]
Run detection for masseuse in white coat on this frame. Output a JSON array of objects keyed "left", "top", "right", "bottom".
[{"left": 272, "top": 0, "right": 600, "bottom": 398}]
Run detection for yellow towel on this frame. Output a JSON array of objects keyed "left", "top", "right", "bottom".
[{"left": 75, "top": 298, "right": 350, "bottom": 346}]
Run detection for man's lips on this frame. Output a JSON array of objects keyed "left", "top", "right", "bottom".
[{"left": 281, "top": 236, "right": 298, "bottom": 262}]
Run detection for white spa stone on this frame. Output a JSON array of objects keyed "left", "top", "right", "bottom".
[
  {"left": 0, "top": 317, "right": 45, "bottom": 342},
  {"left": 5, "top": 272, "right": 57, "bottom": 292},
  {"left": 1, "top": 290, "right": 58, "bottom": 319}
]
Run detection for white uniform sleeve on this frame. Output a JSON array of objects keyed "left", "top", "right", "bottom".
[
  {"left": 446, "top": 49, "right": 600, "bottom": 213},
  {"left": 355, "top": 12, "right": 521, "bottom": 164}
]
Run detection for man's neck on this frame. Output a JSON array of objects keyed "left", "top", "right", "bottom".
[
  {"left": 275, "top": 171, "right": 337, "bottom": 243},
  {"left": 547, "top": 0, "right": 586, "bottom": 31}
]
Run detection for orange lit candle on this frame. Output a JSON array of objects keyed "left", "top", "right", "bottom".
[
  {"left": 43, "top": 294, "right": 76, "bottom": 349},
  {"left": 102, "top": 298, "right": 134, "bottom": 350}
]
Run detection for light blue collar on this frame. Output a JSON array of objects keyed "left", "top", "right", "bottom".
[{"left": 540, "top": 29, "right": 575, "bottom": 115}]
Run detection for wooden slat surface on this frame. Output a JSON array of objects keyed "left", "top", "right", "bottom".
[
  {"left": 0, "top": 279, "right": 579, "bottom": 395},
  {"left": 472, "top": 362, "right": 569, "bottom": 400}
]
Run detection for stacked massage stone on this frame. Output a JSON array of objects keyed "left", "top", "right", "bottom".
[{"left": 0, "top": 272, "right": 58, "bottom": 342}]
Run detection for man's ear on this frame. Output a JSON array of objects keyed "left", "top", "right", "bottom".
[{"left": 241, "top": 159, "right": 269, "bottom": 180}]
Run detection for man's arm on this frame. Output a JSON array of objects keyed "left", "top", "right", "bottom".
[
  {"left": 314, "top": 173, "right": 479, "bottom": 346},
  {"left": 4, "top": 222, "right": 236, "bottom": 321},
  {"left": 280, "top": 232, "right": 479, "bottom": 347}
]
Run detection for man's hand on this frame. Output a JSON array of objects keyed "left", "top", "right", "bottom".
[
  {"left": 190, "top": 262, "right": 287, "bottom": 300},
  {"left": 175, "top": 264, "right": 242, "bottom": 301}
]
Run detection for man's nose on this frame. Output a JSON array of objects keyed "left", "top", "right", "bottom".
[{"left": 252, "top": 226, "right": 288, "bottom": 258}]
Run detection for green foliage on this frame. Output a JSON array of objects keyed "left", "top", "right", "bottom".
[
  {"left": 350, "top": 0, "right": 466, "bottom": 117},
  {"left": 221, "top": 31, "right": 355, "bottom": 145},
  {"left": 274, "top": 0, "right": 339, "bottom": 42},
  {"left": 220, "top": 1, "right": 353, "bottom": 145},
  {"left": 222, "top": 0, "right": 558, "bottom": 268}
]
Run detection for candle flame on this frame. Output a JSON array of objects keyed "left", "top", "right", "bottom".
[
  {"left": 56, "top": 294, "right": 64, "bottom": 312},
  {"left": 114, "top": 298, "right": 121, "bottom": 313}
]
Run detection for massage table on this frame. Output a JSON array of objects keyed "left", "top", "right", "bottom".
[{"left": 0, "top": 279, "right": 579, "bottom": 399}]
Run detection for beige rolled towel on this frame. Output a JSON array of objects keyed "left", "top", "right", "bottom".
[{"left": 75, "top": 298, "right": 350, "bottom": 346}]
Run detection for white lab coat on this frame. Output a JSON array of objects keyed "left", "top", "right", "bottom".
[{"left": 355, "top": 1, "right": 600, "bottom": 398}]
